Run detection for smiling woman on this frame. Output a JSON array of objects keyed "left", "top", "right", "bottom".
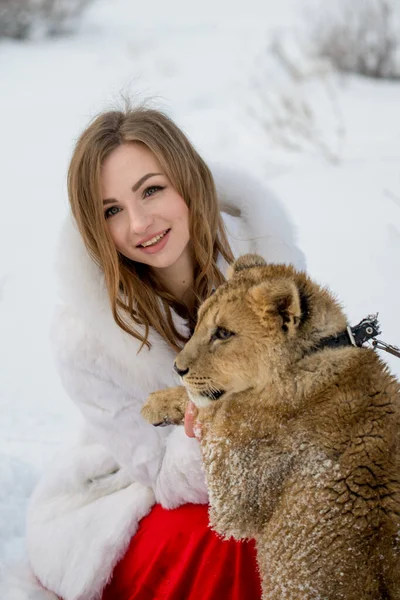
[{"left": 24, "top": 105, "right": 305, "bottom": 600}]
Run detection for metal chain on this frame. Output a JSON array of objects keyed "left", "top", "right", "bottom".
[{"left": 372, "top": 339, "right": 400, "bottom": 359}]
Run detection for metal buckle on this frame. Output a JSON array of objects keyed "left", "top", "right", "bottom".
[
  {"left": 348, "top": 313, "right": 381, "bottom": 347},
  {"left": 346, "top": 325, "right": 357, "bottom": 347}
]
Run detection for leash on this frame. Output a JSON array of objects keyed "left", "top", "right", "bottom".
[{"left": 317, "top": 314, "right": 400, "bottom": 359}]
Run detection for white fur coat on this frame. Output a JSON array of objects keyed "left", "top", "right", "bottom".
[{"left": 7, "top": 166, "right": 305, "bottom": 600}]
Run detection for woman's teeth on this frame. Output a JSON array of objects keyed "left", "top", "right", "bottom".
[{"left": 139, "top": 230, "right": 169, "bottom": 248}]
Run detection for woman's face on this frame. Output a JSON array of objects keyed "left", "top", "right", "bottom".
[{"left": 101, "top": 143, "right": 190, "bottom": 270}]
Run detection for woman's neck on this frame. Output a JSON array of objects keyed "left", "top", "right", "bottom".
[{"left": 152, "top": 243, "right": 196, "bottom": 310}]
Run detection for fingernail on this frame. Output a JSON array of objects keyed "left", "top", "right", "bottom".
[{"left": 187, "top": 401, "right": 196, "bottom": 416}]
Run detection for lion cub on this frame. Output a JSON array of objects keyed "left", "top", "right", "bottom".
[{"left": 141, "top": 254, "right": 400, "bottom": 600}]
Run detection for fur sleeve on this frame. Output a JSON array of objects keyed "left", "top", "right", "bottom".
[
  {"left": 51, "top": 307, "right": 168, "bottom": 487},
  {"left": 154, "top": 426, "right": 208, "bottom": 508},
  {"left": 26, "top": 436, "right": 154, "bottom": 600},
  {"left": 51, "top": 305, "right": 208, "bottom": 501}
]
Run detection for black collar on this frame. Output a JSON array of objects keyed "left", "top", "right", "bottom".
[{"left": 316, "top": 315, "right": 381, "bottom": 352}]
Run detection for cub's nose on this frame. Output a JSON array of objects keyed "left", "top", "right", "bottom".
[{"left": 174, "top": 362, "right": 189, "bottom": 377}]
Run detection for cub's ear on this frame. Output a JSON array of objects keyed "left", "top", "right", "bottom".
[
  {"left": 247, "top": 279, "right": 301, "bottom": 334},
  {"left": 227, "top": 254, "right": 267, "bottom": 280}
]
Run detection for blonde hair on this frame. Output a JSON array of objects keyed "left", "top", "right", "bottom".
[{"left": 68, "top": 106, "right": 234, "bottom": 351}]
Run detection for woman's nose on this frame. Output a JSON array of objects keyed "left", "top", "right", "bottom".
[{"left": 127, "top": 206, "right": 153, "bottom": 235}]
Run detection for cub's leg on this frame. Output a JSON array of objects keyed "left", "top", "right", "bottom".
[
  {"left": 141, "top": 385, "right": 188, "bottom": 426},
  {"left": 257, "top": 473, "right": 387, "bottom": 600},
  {"left": 199, "top": 424, "right": 293, "bottom": 541},
  {"left": 377, "top": 516, "right": 400, "bottom": 600}
]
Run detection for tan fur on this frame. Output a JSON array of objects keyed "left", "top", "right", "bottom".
[{"left": 141, "top": 255, "right": 400, "bottom": 599}]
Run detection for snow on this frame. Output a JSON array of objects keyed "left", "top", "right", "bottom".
[{"left": 0, "top": 0, "right": 399, "bottom": 581}]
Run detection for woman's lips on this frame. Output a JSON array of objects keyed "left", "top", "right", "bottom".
[{"left": 137, "top": 229, "right": 171, "bottom": 254}]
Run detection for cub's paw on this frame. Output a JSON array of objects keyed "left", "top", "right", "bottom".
[{"left": 141, "top": 386, "right": 188, "bottom": 427}]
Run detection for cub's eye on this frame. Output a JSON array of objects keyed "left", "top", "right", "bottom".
[
  {"left": 211, "top": 327, "right": 235, "bottom": 343},
  {"left": 143, "top": 185, "right": 164, "bottom": 198}
]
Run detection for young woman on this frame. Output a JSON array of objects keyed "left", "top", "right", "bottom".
[{"left": 24, "top": 107, "right": 305, "bottom": 600}]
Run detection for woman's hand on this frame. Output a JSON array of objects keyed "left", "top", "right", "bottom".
[{"left": 184, "top": 400, "right": 198, "bottom": 438}]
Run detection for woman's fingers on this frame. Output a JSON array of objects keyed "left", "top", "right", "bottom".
[{"left": 184, "top": 400, "right": 198, "bottom": 438}]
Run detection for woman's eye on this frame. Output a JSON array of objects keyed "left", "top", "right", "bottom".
[
  {"left": 211, "top": 327, "right": 234, "bottom": 343},
  {"left": 143, "top": 185, "right": 164, "bottom": 199},
  {"left": 104, "top": 206, "right": 121, "bottom": 219}
]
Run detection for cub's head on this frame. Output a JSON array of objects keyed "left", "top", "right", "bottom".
[{"left": 175, "top": 254, "right": 346, "bottom": 407}]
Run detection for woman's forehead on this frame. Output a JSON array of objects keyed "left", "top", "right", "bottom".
[{"left": 101, "top": 144, "right": 164, "bottom": 196}]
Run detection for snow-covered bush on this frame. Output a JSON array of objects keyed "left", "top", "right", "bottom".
[
  {"left": 308, "top": 0, "right": 400, "bottom": 79},
  {"left": 247, "top": 34, "right": 345, "bottom": 163},
  {"left": 0, "top": 0, "right": 95, "bottom": 39}
]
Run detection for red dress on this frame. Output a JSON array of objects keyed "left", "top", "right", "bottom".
[{"left": 102, "top": 503, "right": 262, "bottom": 600}]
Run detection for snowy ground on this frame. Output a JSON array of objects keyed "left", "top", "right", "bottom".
[{"left": 0, "top": 0, "right": 399, "bottom": 572}]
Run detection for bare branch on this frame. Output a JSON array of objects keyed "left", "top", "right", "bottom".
[
  {"left": 0, "top": 0, "right": 95, "bottom": 39},
  {"left": 308, "top": 0, "right": 400, "bottom": 79}
]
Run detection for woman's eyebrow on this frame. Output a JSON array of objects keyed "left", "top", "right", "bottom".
[
  {"left": 132, "top": 172, "right": 162, "bottom": 192},
  {"left": 103, "top": 172, "right": 163, "bottom": 205}
]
